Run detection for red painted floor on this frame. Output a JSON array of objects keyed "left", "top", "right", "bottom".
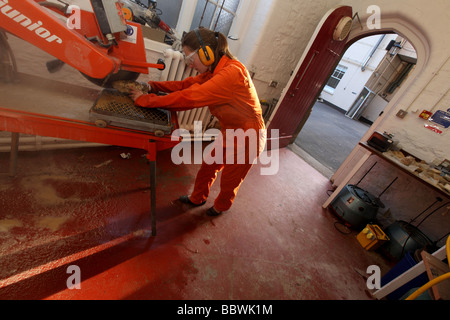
[{"left": 0, "top": 145, "right": 392, "bottom": 300}]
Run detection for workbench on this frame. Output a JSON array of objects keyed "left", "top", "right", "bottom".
[
  {"left": 0, "top": 73, "right": 180, "bottom": 236},
  {"left": 323, "top": 142, "right": 450, "bottom": 210},
  {"left": 322, "top": 141, "right": 449, "bottom": 299},
  {"left": 358, "top": 142, "right": 450, "bottom": 198}
]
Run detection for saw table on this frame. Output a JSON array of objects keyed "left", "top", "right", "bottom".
[{"left": 0, "top": 73, "right": 180, "bottom": 236}]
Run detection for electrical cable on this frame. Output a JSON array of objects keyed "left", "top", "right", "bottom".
[
  {"left": 333, "top": 221, "right": 352, "bottom": 235},
  {"left": 213, "top": 0, "right": 226, "bottom": 31},
  {"left": 416, "top": 201, "right": 449, "bottom": 228},
  {"left": 409, "top": 197, "right": 443, "bottom": 225},
  {"left": 436, "top": 231, "right": 450, "bottom": 245},
  {"left": 405, "top": 235, "right": 450, "bottom": 300},
  {"left": 378, "top": 176, "right": 398, "bottom": 198},
  {"left": 399, "top": 201, "right": 449, "bottom": 260},
  {"left": 198, "top": 0, "right": 209, "bottom": 28},
  {"left": 356, "top": 161, "right": 377, "bottom": 186}
]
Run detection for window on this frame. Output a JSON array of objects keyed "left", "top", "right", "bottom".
[
  {"left": 127, "top": 0, "right": 241, "bottom": 38},
  {"left": 130, "top": 0, "right": 183, "bottom": 29},
  {"left": 326, "top": 64, "right": 347, "bottom": 91},
  {"left": 190, "top": 0, "right": 241, "bottom": 36}
]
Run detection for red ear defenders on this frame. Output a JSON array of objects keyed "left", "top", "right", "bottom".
[{"left": 194, "top": 29, "right": 215, "bottom": 66}]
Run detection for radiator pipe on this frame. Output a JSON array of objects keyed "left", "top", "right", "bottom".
[{"left": 361, "top": 35, "right": 386, "bottom": 71}]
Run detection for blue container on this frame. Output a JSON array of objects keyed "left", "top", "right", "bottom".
[{"left": 381, "top": 251, "right": 428, "bottom": 300}]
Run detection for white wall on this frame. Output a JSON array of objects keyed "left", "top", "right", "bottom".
[
  {"left": 361, "top": 94, "right": 388, "bottom": 123},
  {"left": 242, "top": 0, "right": 342, "bottom": 99},
  {"left": 228, "top": 0, "right": 275, "bottom": 66},
  {"left": 320, "top": 34, "right": 397, "bottom": 112}
]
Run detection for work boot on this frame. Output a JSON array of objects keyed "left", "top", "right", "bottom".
[
  {"left": 179, "top": 195, "right": 206, "bottom": 207},
  {"left": 206, "top": 206, "right": 223, "bottom": 216}
]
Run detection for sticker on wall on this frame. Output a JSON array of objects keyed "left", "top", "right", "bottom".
[
  {"left": 429, "top": 109, "right": 450, "bottom": 128},
  {"left": 419, "top": 110, "right": 433, "bottom": 120},
  {"left": 424, "top": 123, "right": 443, "bottom": 134},
  {"left": 396, "top": 109, "right": 408, "bottom": 118}
]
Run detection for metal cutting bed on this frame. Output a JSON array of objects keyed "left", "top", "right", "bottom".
[{"left": 90, "top": 89, "right": 173, "bottom": 135}]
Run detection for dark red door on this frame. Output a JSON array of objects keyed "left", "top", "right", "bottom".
[{"left": 267, "top": 6, "right": 353, "bottom": 149}]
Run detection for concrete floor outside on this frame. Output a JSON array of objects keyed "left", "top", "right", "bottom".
[{"left": 292, "top": 101, "right": 370, "bottom": 179}]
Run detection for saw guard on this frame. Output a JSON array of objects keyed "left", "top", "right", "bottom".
[{"left": 0, "top": 0, "right": 164, "bottom": 83}]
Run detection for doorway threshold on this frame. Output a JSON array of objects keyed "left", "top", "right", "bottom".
[{"left": 288, "top": 143, "right": 334, "bottom": 179}]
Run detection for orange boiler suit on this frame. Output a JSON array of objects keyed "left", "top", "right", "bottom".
[{"left": 135, "top": 55, "right": 266, "bottom": 212}]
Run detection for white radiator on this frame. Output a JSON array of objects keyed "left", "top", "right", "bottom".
[{"left": 160, "top": 49, "right": 217, "bottom": 139}]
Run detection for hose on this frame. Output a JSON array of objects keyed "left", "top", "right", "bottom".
[
  {"left": 400, "top": 201, "right": 448, "bottom": 260},
  {"left": 405, "top": 235, "right": 450, "bottom": 300},
  {"left": 405, "top": 273, "right": 450, "bottom": 300}
]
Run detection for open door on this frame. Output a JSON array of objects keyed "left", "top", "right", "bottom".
[{"left": 267, "top": 6, "right": 353, "bottom": 149}]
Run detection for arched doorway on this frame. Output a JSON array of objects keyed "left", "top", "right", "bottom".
[
  {"left": 265, "top": 6, "right": 430, "bottom": 188},
  {"left": 293, "top": 32, "right": 416, "bottom": 178}
]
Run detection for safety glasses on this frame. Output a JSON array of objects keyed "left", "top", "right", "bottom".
[{"left": 183, "top": 49, "right": 198, "bottom": 65}]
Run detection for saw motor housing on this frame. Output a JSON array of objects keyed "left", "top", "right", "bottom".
[{"left": 90, "top": 0, "right": 128, "bottom": 41}]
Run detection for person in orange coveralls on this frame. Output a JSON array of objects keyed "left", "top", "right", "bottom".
[{"left": 130, "top": 27, "right": 266, "bottom": 216}]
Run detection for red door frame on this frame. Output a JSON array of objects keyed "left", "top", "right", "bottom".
[{"left": 267, "top": 6, "right": 353, "bottom": 149}]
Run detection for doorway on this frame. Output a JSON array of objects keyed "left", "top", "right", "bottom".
[
  {"left": 264, "top": 5, "right": 428, "bottom": 184},
  {"left": 292, "top": 33, "right": 417, "bottom": 178},
  {"left": 292, "top": 100, "right": 370, "bottom": 178}
]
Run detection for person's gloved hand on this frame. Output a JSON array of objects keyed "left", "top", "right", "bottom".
[{"left": 130, "top": 88, "right": 146, "bottom": 102}]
